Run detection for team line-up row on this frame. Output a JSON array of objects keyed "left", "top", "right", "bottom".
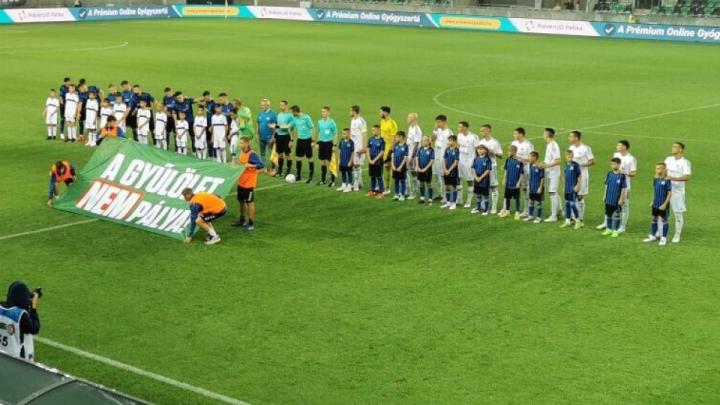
[{"left": 41, "top": 80, "right": 692, "bottom": 246}]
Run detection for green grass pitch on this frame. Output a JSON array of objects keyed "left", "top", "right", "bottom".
[{"left": 1, "top": 18, "right": 720, "bottom": 404}]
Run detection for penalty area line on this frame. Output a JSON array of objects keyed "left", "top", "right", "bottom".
[
  {"left": 0, "top": 183, "right": 286, "bottom": 242},
  {"left": 36, "top": 337, "right": 250, "bottom": 405}
]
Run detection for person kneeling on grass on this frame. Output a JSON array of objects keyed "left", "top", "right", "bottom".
[
  {"left": 182, "top": 188, "right": 227, "bottom": 245},
  {"left": 47, "top": 160, "right": 76, "bottom": 207},
  {"left": 232, "top": 137, "right": 273, "bottom": 231}
]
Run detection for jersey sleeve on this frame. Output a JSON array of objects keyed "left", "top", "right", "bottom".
[
  {"left": 249, "top": 152, "right": 265, "bottom": 169},
  {"left": 187, "top": 203, "right": 202, "bottom": 235}
]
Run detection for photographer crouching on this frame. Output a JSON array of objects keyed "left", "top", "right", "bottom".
[{"left": 0, "top": 282, "right": 41, "bottom": 361}]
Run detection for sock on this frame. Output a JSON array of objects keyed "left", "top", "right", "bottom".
[
  {"left": 452, "top": 190, "right": 458, "bottom": 203},
  {"left": 394, "top": 180, "right": 400, "bottom": 195},
  {"left": 613, "top": 216, "right": 621, "bottom": 231},
  {"left": 401, "top": 180, "right": 406, "bottom": 196},
  {"left": 577, "top": 199, "right": 585, "bottom": 220},
  {"left": 296, "top": 161, "right": 302, "bottom": 178},
  {"left": 621, "top": 199, "right": 630, "bottom": 229},
  {"left": 476, "top": 195, "right": 482, "bottom": 210},
  {"left": 674, "top": 212, "right": 683, "bottom": 236},
  {"left": 52, "top": 127, "right": 57, "bottom": 137},
  {"left": 47, "top": 127, "right": 53, "bottom": 138},
  {"left": 491, "top": 189, "right": 498, "bottom": 211},
  {"left": 330, "top": 174, "right": 335, "bottom": 183},
  {"left": 353, "top": 166, "right": 361, "bottom": 188},
  {"left": 378, "top": 177, "right": 384, "bottom": 192},
  {"left": 309, "top": 162, "right": 315, "bottom": 179},
  {"left": 466, "top": 189, "right": 473, "bottom": 205},
  {"left": 321, "top": 165, "right": 327, "bottom": 182},
  {"left": 445, "top": 191, "right": 451, "bottom": 202},
  {"left": 208, "top": 225, "right": 218, "bottom": 238},
  {"left": 348, "top": 171, "right": 353, "bottom": 185},
  {"left": 529, "top": 204, "right": 535, "bottom": 217},
  {"left": 606, "top": 215, "right": 613, "bottom": 229},
  {"left": 248, "top": 219, "right": 255, "bottom": 226},
  {"left": 571, "top": 202, "right": 579, "bottom": 220},
  {"left": 278, "top": 158, "right": 284, "bottom": 172},
  {"left": 286, "top": 159, "right": 292, "bottom": 174},
  {"left": 457, "top": 185, "right": 463, "bottom": 205},
  {"left": 662, "top": 221, "right": 669, "bottom": 237},
  {"left": 504, "top": 197, "right": 510, "bottom": 211},
  {"left": 419, "top": 184, "right": 425, "bottom": 198},
  {"left": 514, "top": 198, "right": 520, "bottom": 212},
  {"left": 371, "top": 177, "right": 377, "bottom": 192},
  {"left": 651, "top": 221, "right": 658, "bottom": 236},
  {"left": 428, "top": 187, "right": 433, "bottom": 200},
  {"left": 536, "top": 205, "right": 542, "bottom": 218}
]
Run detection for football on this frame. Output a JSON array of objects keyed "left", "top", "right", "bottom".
[{"left": 284, "top": 174, "right": 296, "bottom": 184}]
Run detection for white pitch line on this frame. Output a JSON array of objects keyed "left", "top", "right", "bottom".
[
  {"left": 578, "top": 102, "right": 720, "bottom": 131},
  {"left": 0, "top": 41, "right": 128, "bottom": 53},
  {"left": 36, "top": 337, "right": 249, "bottom": 405},
  {"left": 0, "top": 183, "right": 286, "bottom": 242},
  {"left": 0, "top": 219, "right": 98, "bottom": 241}
]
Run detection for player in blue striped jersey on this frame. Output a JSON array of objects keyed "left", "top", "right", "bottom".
[
  {"left": 601, "top": 158, "right": 628, "bottom": 237},
  {"left": 643, "top": 162, "right": 673, "bottom": 246},
  {"left": 366, "top": 125, "right": 386, "bottom": 199},
  {"left": 471, "top": 145, "right": 492, "bottom": 215},
  {"left": 415, "top": 136, "right": 435, "bottom": 205},
  {"left": 500, "top": 145, "right": 523, "bottom": 220},
  {"left": 442, "top": 136, "right": 460, "bottom": 210},
  {"left": 391, "top": 132, "right": 410, "bottom": 201},
  {"left": 561, "top": 150, "right": 583, "bottom": 229},
  {"left": 337, "top": 128, "right": 355, "bottom": 193},
  {"left": 526, "top": 151, "right": 545, "bottom": 224}
]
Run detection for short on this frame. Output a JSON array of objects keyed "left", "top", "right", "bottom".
[
  {"left": 605, "top": 204, "right": 621, "bottom": 217},
  {"left": 578, "top": 175, "right": 589, "bottom": 196},
  {"left": 564, "top": 191, "right": 577, "bottom": 202},
  {"left": 474, "top": 184, "right": 489, "bottom": 196},
  {"left": 275, "top": 135, "right": 291, "bottom": 155},
  {"left": 295, "top": 138, "right": 313, "bottom": 158},
  {"left": 213, "top": 133, "right": 226, "bottom": 149},
  {"left": 392, "top": 168, "right": 407, "bottom": 180},
  {"left": 318, "top": 141, "right": 333, "bottom": 161},
  {"left": 126, "top": 114, "right": 137, "bottom": 130},
  {"left": 670, "top": 189, "right": 686, "bottom": 213},
  {"left": 369, "top": 163, "right": 383, "bottom": 178},
  {"left": 489, "top": 168, "right": 499, "bottom": 188},
  {"left": 417, "top": 168, "right": 432, "bottom": 183},
  {"left": 530, "top": 192, "right": 544, "bottom": 202},
  {"left": 444, "top": 176, "right": 458, "bottom": 187},
  {"left": 352, "top": 151, "right": 365, "bottom": 166},
  {"left": 85, "top": 121, "right": 97, "bottom": 131},
  {"left": 546, "top": 174, "right": 560, "bottom": 193},
  {"left": 459, "top": 161, "right": 474, "bottom": 181},
  {"left": 236, "top": 186, "right": 255, "bottom": 203},
  {"left": 505, "top": 187, "right": 520, "bottom": 199},
  {"left": 201, "top": 208, "right": 227, "bottom": 222},
  {"left": 652, "top": 207, "right": 669, "bottom": 220},
  {"left": 64, "top": 113, "right": 76, "bottom": 123}
]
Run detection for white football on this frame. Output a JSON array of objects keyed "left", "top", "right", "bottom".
[{"left": 285, "top": 174, "right": 296, "bottom": 183}]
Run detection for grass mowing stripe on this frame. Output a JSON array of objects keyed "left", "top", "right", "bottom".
[
  {"left": 36, "top": 337, "right": 250, "bottom": 405},
  {"left": 0, "top": 183, "right": 286, "bottom": 241}
]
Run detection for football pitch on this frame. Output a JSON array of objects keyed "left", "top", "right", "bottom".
[{"left": 2, "top": 18, "right": 720, "bottom": 404}]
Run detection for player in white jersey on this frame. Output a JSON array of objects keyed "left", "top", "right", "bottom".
[
  {"left": 153, "top": 104, "right": 168, "bottom": 150},
  {"left": 511, "top": 127, "right": 534, "bottom": 216},
  {"left": 456, "top": 121, "right": 480, "bottom": 208},
  {"left": 99, "top": 98, "right": 113, "bottom": 131},
  {"left": 43, "top": 89, "right": 61, "bottom": 140},
  {"left": 541, "top": 128, "right": 562, "bottom": 222},
  {"left": 63, "top": 84, "right": 80, "bottom": 142},
  {"left": 175, "top": 111, "right": 189, "bottom": 155},
  {"left": 406, "top": 113, "right": 422, "bottom": 199},
  {"left": 112, "top": 98, "right": 128, "bottom": 132},
  {"left": 211, "top": 105, "right": 229, "bottom": 163},
  {"left": 193, "top": 106, "right": 208, "bottom": 159},
  {"left": 478, "top": 124, "right": 503, "bottom": 213},
  {"left": 135, "top": 100, "right": 152, "bottom": 145},
  {"left": 432, "top": 115, "right": 452, "bottom": 203},
  {"left": 664, "top": 142, "right": 691, "bottom": 243},
  {"left": 83, "top": 92, "right": 100, "bottom": 146},
  {"left": 567, "top": 130, "right": 595, "bottom": 223},
  {"left": 0, "top": 282, "right": 40, "bottom": 361},
  {"left": 597, "top": 140, "right": 637, "bottom": 232},
  {"left": 228, "top": 109, "right": 240, "bottom": 164},
  {"left": 350, "top": 105, "right": 367, "bottom": 191}
]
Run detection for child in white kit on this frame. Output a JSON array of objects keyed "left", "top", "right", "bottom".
[
  {"left": 193, "top": 105, "right": 208, "bottom": 159},
  {"left": 154, "top": 103, "right": 168, "bottom": 150},
  {"left": 175, "top": 111, "right": 189, "bottom": 155}
]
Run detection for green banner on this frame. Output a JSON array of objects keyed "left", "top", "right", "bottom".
[{"left": 53, "top": 138, "right": 241, "bottom": 240}]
